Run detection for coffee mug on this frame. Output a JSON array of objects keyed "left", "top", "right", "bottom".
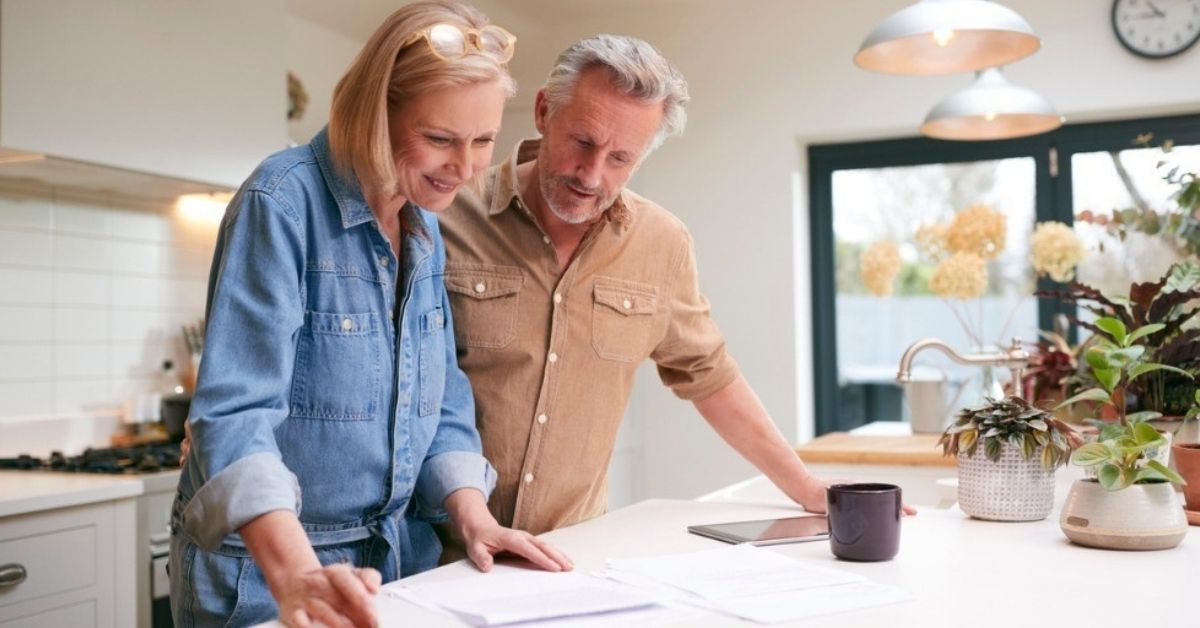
[{"left": 826, "top": 483, "right": 902, "bottom": 561}]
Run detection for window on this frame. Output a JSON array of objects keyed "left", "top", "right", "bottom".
[{"left": 809, "top": 114, "right": 1200, "bottom": 436}]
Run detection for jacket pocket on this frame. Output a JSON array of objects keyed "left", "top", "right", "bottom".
[
  {"left": 591, "top": 278, "right": 658, "bottom": 363},
  {"left": 444, "top": 263, "right": 523, "bottom": 349},
  {"left": 290, "top": 310, "right": 382, "bottom": 420},
  {"left": 418, "top": 306, "right": 447, "bottom": 417}
]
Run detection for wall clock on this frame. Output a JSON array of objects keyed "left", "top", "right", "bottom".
[{"left": 1112, "top": 0, "right": 1200, "bottom": 58}]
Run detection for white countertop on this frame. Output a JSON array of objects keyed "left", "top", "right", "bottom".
[
  {"left": 0, "top": 471, "right": 145, "bottom": 518},
  {"left": 316, "top": 473, "right": 1195, "bottom": 627}
]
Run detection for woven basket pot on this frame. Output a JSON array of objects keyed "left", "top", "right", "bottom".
[{"left": 957, "top": 443, "right": 1055, "bottom": 521}]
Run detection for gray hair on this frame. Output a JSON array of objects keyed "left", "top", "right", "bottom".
[{"left": 543, "top": 34, "right": 689, "bottom": 154}]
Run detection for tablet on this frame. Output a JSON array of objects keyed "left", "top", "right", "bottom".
[{"left": 687, "top": 516, "right": 830, "bottom": 546}]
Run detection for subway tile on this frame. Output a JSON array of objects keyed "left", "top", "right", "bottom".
[
  {"left": 53, "top": 200, "right": 110, "bottom": 236},
  {"left": 54, "top": 234, "right": 112, "bottom": 271},
  {"left": 0, "top": 381, "right": 53, "bottom": 417},
  {"left": 110, "top": 240, "right": 163, "bottom": 275},
  {"left": 167, "top": 278, "right": 208, "bottom": 312},
  {"left": 0, "top": 268, "right": 53, "bottom": 305},
  {"left": 110, "top": 276, "right": 162, "bottom": 309},
  {"left": 54, "top": 307, "right": 109, "bottom": 343},
  {"left": 54, "top": 343, "right": 110, "bottom": 378},
  {"left": 110, "top": 340, "right": 169, "bottom": 378},
  {"left": 169, "top": 214, "right": 221, "bottom": 250},
  {"left": 0, "top": 195, "right": 53, "bottom": 230},
  {"left": 53, "top": 378, "right": 116, "bottom": 414},
  {"left": 0, "top": 230, "right": 53, "bottom": 266},
  {"left": 54, "top": 271, "right": 111, "bottom": 307},
  {"left": 111, "top": 209, "right": 168, "bottom": 242},
  {"left": 165, "top": 246, "right": 215, "bottom": 280},
  {"left": 0, "top": 344, "right": 53, "bottom": 379},
  {"left": 109, "top": 309, "right": 165, "bottom": 342},
  {"left": 0, "top": 306, "right": 53, "bottom": 342}
]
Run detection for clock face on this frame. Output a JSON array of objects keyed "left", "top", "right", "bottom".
[{"left": 1112, "top": 0, "right": 1200, "bottom": 58}]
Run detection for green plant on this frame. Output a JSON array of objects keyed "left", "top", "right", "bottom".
[
  {"left": 938, "top": 395, "right": 1081, "bottom": 470},
  {"left": 1057, "top": 316, "right": 1193, "bottom": 489}
]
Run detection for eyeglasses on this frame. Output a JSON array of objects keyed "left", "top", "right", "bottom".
[{"left": 403, "top": 23, "right": 516, "bottom": 64}]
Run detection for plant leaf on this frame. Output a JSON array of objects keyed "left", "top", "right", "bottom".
[
  {"left": 1107, "top": 346, "right": 1146, "bottom": 366},
  {"left": 1098, "top": 464, "right": 1133, "bottom": 490},
  {"left": 1132, "top": 420, "right": 1164, "bottom": 446},
  {"left": 1127, "top": 323, "right": 1167, "bottom": 345},
  {"left": 1145, "top": 460, "right": 1186, "bottom": 485},
  {"left": 1095, "top": 317, "right": 1128, "bottom": 344},
  {"left": 1055, "top": 387, "right": 1112, "bottom": 410},
  {"left": 1126, "top": 410, "right": 1164, "bottom": 423},
  {"left": 1085, "top": 346, "right": 1113, "bottom": 370},
  {"left": 1094, "top": 367, "right": 1120, "bottom": 393},
  {"left": 1072, "top": 443, "right": 1111, "bottom": 467},
  {"left": 1128, "top": 362, "right": 1194, "bottom": 382}
]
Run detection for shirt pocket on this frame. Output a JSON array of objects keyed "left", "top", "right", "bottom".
[
  {"left": 591, "top": 279, "right": 658, "bottom": 363},
  {"left": 418, "top": 306, "right": 447, "bottom": 417},
  {"left": 290, "top": 311, "right": 382, "bottom": 420},
  {"left": 444, "top": 264, "right": 523, "bottom": 349}
]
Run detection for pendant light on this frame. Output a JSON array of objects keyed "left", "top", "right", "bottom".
[
  {"left": 855, "top": 0, "right": 1040, "bottom": 75},
  {"left": 920, "top": 68, "right": 1063, "bottom": 141}
]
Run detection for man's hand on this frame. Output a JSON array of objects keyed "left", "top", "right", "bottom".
[
  {"left": 794, "top": 475, "right": 918, "bottom": 516},
  {"left": 277, "top": 563, "right": 382, "bottom": 628},
  {"left": 460, "top": 522, "right": 573, "bottom": 573},
  {"left": 179, "top": 420, "right": 192, "bottom": 466}
]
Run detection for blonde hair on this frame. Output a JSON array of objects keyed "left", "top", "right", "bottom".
[{"left": 329, "top": 1, "right": 516, "bottom": 196}]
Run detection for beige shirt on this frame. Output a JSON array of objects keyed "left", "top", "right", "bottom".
[{"left": 438, "top": 139, "right": 740, "bottom": 534}]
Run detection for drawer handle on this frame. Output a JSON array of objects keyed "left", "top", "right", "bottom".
[{"left": 0, "top": 564, "right": 27, "bottom": 588}]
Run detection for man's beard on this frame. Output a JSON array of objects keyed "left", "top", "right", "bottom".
[{"left": 539, "top": 172, "right": 615, "bottom": 225}]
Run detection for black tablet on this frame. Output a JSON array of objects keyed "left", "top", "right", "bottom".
[{"left": 687, "top": 515, "right": 830, "bottom": 546}]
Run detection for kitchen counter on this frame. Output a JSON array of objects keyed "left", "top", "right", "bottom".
[
  {"left": 257, "top": 468, "right": 1193, "bottom": 627},
  {"left": 0, "top": 471, "right": 144, "bottom": 518},
  {"left": 795, "top": 422, "right": 952, "bottom": 467}
]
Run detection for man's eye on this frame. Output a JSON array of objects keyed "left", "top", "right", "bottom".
[{"left": 473, "top": 137, "right": 495, "bottom": 146}]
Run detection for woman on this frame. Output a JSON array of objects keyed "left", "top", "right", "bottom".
[{"left": 170, "top": 3, "right": 571, "bottom": 627}]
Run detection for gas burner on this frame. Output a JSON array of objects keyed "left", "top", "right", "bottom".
[{"left": 1, "top": 443, "right": 182, "bottom": 474}]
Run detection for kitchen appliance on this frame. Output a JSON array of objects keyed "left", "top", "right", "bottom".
[{"left": 2, "top": 444, "right": 181, "bottom": 627}]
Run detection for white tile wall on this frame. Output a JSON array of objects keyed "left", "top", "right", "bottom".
[{"left": 0, "top": 190, "right": 216, "bottom": 419}]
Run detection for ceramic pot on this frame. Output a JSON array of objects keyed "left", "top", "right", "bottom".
[
  {"left": 1059, "top": 479, "right": 1188, "bottom": 550},
  {"left": 1172, "top": 443, "right": 1200, "bottom": 512},
  {"left": 957, "top": 443, "right": 1054, "bottom": 521}
]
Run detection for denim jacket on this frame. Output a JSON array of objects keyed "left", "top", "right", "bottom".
[{"left": 173, "top": 128, "right": 495, "bottom": 576}]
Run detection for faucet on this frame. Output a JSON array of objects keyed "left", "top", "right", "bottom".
[{"left": 896, "top": 336, "right": 1030, "bottom": 399}]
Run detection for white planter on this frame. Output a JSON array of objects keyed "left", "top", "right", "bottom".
[
  {"left": 957, "top": 443, "right": 1055, "bottom": 521},
  {"left": 1060, "top": 479, "right": 1188, "bottom": 551}
]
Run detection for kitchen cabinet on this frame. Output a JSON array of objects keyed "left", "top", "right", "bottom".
[
  {"left": 0, "top": 478, "right": 139, "bottom": 628},
  {"left": 0, "top": 0, "right": 287, "bottom": 189}
]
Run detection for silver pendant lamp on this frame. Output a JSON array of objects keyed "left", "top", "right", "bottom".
[
  {"left": 855, "top": 0, "right": 1040, "bottom": 75},
  {"left": 920, "top": 68, "right": 1063, "bottom": 140}
]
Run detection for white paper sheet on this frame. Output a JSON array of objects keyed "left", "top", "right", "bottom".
[
  {"left": 395, "top": 571, "right": 662, "bottom": 626},
  {"left": 606, "top": 543, "right": 864, "bottom": 600},
  {"left": 712, "top": 581, "right": 915, "bottom": 624}
]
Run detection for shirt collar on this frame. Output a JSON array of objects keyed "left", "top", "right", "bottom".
[
  {"left": 490, "top": 138, "right": 633, "bottom": 226},
  {"left": 311, "top": 126, "right": 376, "bottom": 230}
]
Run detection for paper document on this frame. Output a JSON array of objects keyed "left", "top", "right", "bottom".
[
  {"left": 713, "top": 581, "right": 915, "bottom": 624},
  {"left": 607, "top": 543, "right": 864, "bottom": 600},
  {"left": 395, "top": 571, "right": 661, "bottom": 626}
]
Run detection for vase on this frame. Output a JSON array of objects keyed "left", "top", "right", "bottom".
[
  {"left": 957, "top": 443, "right": 1055, "bottom": 521},
  {"left": 1059, "top": 479, "right": 1188, "bottom": 550}
]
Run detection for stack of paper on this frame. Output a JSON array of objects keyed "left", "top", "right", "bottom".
[{"left": 604, "top": 544, "right": 913, "bottom": 624}]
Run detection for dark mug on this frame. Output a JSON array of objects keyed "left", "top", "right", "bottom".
[{"left": 826, "top": 483, "right": 901, "bottom": 562}]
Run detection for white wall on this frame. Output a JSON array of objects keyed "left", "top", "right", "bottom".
[
  {"left": 494, "top": 0, "right": 1200, "bottom": 503},
  {"left": 285, "top": 14, "right": 363, "bottom": 145}
]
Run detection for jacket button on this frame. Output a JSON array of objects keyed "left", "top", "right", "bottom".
[{"left": 341, "top": 318, "right": 353, "bottom": 332}]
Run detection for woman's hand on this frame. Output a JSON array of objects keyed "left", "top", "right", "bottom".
[
  {"left": 277, "top": 563, "right": 382, "bottom": 628},
  {"left": 443, "top": 488, "right": 573, "bottom": 573}
]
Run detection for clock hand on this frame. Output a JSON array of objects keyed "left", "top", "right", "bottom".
[{"left": 1145, "top": 1, "right": 1167, "bottom": 18}]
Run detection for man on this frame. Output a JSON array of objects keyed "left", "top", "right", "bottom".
[{"left": 440, "top": 35, "right": 903, "bottom": 538}]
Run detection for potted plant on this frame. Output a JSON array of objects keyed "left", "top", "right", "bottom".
[
  {"left": 938, "top": 395, "right": 1080, "bottom": 521},
  {"left": 1057, "top": 316, "right": 1191, "bottom": 550},
  {"left": 1170, "top": 390, "right": 1200, "bottom": 522}
]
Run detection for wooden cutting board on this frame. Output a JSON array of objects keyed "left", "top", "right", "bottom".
[{"left": 795, "top": 432, "right": 954, "bottom": 467}]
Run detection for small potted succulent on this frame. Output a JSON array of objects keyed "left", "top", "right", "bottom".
[
  {"left": 1057, "top": 316, "right": 1191, "bottom": 550},
  {"left": 938, "top": 395, "right": 1081, "bottom": 521}
]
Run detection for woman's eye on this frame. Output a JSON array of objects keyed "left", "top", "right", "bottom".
[{"left": 427, "top": 136, "right": 452, "bottom": 146}]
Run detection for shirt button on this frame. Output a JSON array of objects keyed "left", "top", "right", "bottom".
[
  {"left": 474, "top": 282, "right": 486, "bottom": 293},
  {"left": 524, "top": 473, "right": 534, "bottom": 483},
  {"left": 341, "top": 318, "right": 353, "bottom": 332},
  {"left": 548, "top": 352, "right": 558, "bottom": 363},
  {"left": 623, "top": 298, "right": 632, "bottom": 309},
  {"left": 537, "top": 414, "right": 548, "bottom": 424},
  {"left": 542, "top": 235, "right": 551, "bottom": 244},
  {"left": 553, "top": 293, "right": 562, "bottom": 304},
  {"left": 379, "top": 255, "right": 389, "bottom": 267}
]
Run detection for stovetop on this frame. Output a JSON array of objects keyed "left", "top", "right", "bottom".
[{"left": 0, "top": 442, "right": 183, "bottom": 474}]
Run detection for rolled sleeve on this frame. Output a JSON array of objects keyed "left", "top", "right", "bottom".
[
  {"left": 179, "top": 188, "right": 307, "bottom": 546},
  {"left": 413, "top": 451, "right": 497, "bottom": 522},
  {"left": 652, "top": 229, "right": 742, "bottom": 400},
  {"left": 181, "top": 452, "right": 301, "bottom": 550}
]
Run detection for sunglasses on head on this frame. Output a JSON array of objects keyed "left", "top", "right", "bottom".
[{"left": 403, "top": 23, "right": 516, "bottom": 64}]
